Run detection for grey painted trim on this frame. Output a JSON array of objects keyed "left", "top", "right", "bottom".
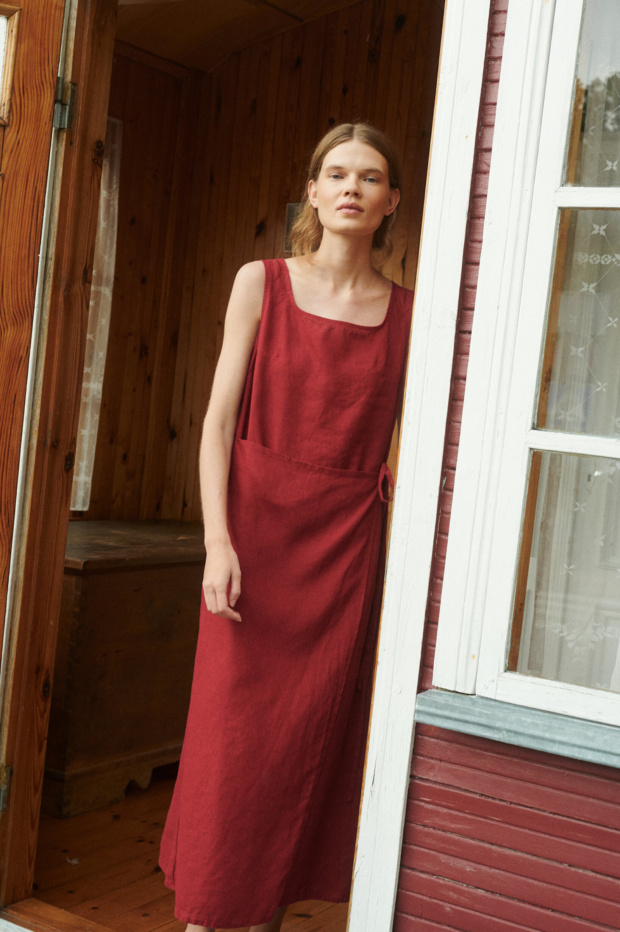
[{"left": 415, "top": 690, "right": 620, "bottom": 769}]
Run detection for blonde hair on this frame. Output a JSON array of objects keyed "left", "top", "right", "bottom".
[{"left": 290, "top": 123, "right": 402, "bottom": 259}]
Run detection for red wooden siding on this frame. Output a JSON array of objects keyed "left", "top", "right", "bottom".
[
  {"left": 395, "top": 0, "right": 620, "bottom": 929},
  {"left": 396, "top": 727, "right": 620, "bottom": 931}
]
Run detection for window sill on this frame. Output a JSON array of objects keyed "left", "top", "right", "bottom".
[{"left": 415, "top": 689, "right": 620, "bottom": 769}]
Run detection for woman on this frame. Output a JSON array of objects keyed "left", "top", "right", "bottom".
[{"left": 159, "top": 123, "right": 413, "bottom": 932}]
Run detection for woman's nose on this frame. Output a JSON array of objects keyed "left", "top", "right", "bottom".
[{"left": 344, "top": 179, "right": 360, "bottom": 196}]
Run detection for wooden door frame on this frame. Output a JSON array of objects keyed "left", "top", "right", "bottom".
[
  {"left": 0, "top": 0, "right": 118, "bottom": 906},
  {"left": 1, "top": 0, "right": 492, "bottom": 923},
  {"left": 0, "top": 0, "right": 67, "bottom": 678}
]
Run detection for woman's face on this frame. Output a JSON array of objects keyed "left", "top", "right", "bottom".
[{"left": 307, "top": 139, "right": 400, "bottom": 241}]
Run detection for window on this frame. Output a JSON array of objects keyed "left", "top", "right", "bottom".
[
  {"left": 434, "top": 0, "right": 620, "bottom": 726},
  {"left": 70, "top": 118, "right": 123, "bottom": 511},
  {"left": 0, "top": 7, "right": 19, "bottom": 125},
  {"left": 0, "top": 18, "right": 8, "bottom": 81}
]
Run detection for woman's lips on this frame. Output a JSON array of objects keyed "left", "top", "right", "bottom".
[{"left": 338, "top": 204, "right": 363, "bottom": 213}]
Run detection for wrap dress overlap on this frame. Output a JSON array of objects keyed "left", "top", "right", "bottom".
[{"left": 159, "top": 258, "right": 413, "bottom": 927}]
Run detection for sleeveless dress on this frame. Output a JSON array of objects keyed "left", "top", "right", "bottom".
[{"left": 159, "top": 258, "right": 413, "bottom": 928}]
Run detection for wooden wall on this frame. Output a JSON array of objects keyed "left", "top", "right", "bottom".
[
  {"left": 83, "top": 47, "right": 200, "bottom": 519},
  {"left": 84, "top": 0, "right": 444, "bottom": 521},
  {"left": 396, "top": 2, "right": 620, "bottom": 928}
]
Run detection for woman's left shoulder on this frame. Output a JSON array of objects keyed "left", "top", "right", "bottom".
[
  {"left": 388, "top": 277, "right": 413, "bottom": 296},
  {"left": 390, "top": 279, "right": 414, "bottom": 309}
]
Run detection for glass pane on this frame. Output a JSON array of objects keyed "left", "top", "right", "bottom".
[
  {"left": 538, "top": 208, "right": 620, "bottom": 437},
  {"left": 511, "top": 451, "right": 620, "bottom": 693},
  {"left": 565, "top": 0, "right": 620, "bottom": 186},
  {"left": 71, "top": 118, "right": 123, "bottom": 511},
  {"left": 0, "top": 18, "right": 7, "bottom": 86}
]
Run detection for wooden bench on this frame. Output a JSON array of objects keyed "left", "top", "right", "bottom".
[{"left": 43, "top": 521, "right": 205, "bottom": 818}]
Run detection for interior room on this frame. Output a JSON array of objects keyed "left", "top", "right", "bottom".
[{"left": 30, "top": 1, "right": 445, "bottom": 928}]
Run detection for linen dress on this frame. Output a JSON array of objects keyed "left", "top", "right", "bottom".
[{"left": 159, "top": 258, "right": 413, "bottom": 928}]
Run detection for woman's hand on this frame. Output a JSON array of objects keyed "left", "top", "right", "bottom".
[
  {"left": 202, "top": 541, "right": 242, "bottom": 623},
  {"left": 198, "top": 261, "right": 263, "bottom": 625}
]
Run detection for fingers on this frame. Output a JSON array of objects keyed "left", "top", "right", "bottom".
[
  {"left": 229, "top": 566, "right": 242, "bottom": 608},
  {"left": 202, "top": 582, "right": 242, "bottom": 623},
  {"left": 214, "top": 583, "right": 230, "bottom": 614},
  {"left": 203, "top": 584, "right": 230, "bottom": 613},
  {"left": 202, "top": 586, "right": 242, "bottom": 623},
  {"left": 202, "top": 547, "right": 242, "bottom": 622},
  {"left": 216, "top": 605, "right": 242, "bottom": 623}
]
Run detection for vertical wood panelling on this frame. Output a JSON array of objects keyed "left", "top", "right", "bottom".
[
  {"left": 164, "top": 0, "right": 444, "bottom": 521},
  {"left": 83, "top": 49, "right": 195, "bottom": 520},
  {"left": 85, "top": 0, "right": 443, "bottom": 522},
  {"left": 170, "top": 56, "right": 240, "bottom": 520},
  {"left": 397, "top": 1, "right": 620, "bottom": 929},
  {"left": 139, "top": 71, "right": 202, "bottom": 520}
]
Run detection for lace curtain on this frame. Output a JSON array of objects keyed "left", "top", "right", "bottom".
[
  {"left": 0, "top": 17, "right": 8, "bottom": 82},
  {"left": 517, "top": 38, "right": 620, "bottom": 691},
  {"left": 518, "top": 211, "right": 620, "bottom": 692},
  {"left": 70, "top": 117, "right": 122, "bottom": 511}
]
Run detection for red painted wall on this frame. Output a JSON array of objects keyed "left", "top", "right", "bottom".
[
  {"left": 396, "top": 727, "right": 620, "bottom": 930},
  {"left": 394, "top": 1, "right": 620, "bottom": 928}
]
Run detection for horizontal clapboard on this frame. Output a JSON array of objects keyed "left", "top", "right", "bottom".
[{"left": 396, "top": 725, "right": 620, "bottom": 931}]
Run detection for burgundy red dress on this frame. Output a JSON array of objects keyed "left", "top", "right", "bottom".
[{"left": 159, "top": 258, "right": 413, "bottom": 928}]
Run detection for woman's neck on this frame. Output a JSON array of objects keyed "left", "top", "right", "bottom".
[{"left": 307, "top": 230, "right": 379, "bottom": 291}]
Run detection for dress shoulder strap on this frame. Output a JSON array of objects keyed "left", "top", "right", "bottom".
[
  {"left": 236, "top": 259, "right": 290, "bottom": 439},
  {"left": 388, "top": 282, "right": 414, "bottom": 342},
  {"left": 261, "top": 257, "right": 287, "bottom": 295}
]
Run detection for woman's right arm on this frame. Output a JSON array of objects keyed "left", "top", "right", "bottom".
[{"left": 199, "top": 261, "right": 265, "bottom": 622}]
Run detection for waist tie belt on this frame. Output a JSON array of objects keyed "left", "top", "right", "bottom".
[
  {"left": 378, "top": 462, "right": 394, "bottom": 503},
  {"left": 348, "top": 462, "right": 394, "bottom": 802}
]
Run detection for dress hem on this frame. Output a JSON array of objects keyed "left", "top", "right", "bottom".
[{"left": 162, "top": 869, "right": 349, "bottom": 928}]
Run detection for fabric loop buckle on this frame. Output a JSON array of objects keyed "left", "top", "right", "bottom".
[{"left": 378, "top": 462, "right": 394, "bottom": 503}]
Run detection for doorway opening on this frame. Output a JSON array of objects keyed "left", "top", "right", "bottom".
[{"left": 23, "top": 1, "right": 445, "bottom": 929}]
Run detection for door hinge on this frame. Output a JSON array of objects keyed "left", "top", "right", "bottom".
[
  {"left": 0, "top": 765, "right": 12, "bottom": 811},
  {"left": 53, "top": 76, "right": 76, "bottom": 130}
]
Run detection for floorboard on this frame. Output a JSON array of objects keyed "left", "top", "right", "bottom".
[{"left": 33, "top": 768, "right": 348, "bottom": 932}]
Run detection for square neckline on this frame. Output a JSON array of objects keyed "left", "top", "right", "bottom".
[{"left": 278, "top": 258, "right": 395, "bottom": 331}]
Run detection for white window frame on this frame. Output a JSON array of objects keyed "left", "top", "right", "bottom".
[
  {"left": 434, "top": 0, "right": 620, "bottom": 727},
  {"left": 348, "top": 1, "right": 492, "bottom": 929}
]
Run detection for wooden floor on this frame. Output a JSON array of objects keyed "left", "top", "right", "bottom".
[{"left": 32, "top": 767, "right": 348, "bottom": 932}]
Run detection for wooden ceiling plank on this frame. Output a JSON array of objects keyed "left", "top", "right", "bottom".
[
  {"left": 116, "top": 0, "right": 291, "bottom": 69},
  {"left": 278, "top": 0, "right": 362, "bottom": 21},
  {"left": 181, "top": 8, "right": 289, "bottom": 71},
  {"left": 241, "top": 0, "right": 303, "bottom": 23},
  {"left": 114, "top": 0, "right": 365, "bottom": 71},
  {"left": 113, "top": 38, "right": 189, "bottom": 77}
]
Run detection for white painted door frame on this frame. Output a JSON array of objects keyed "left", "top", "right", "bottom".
[{"left": 348, "top": 1, "right": 493, "bottom": 928}]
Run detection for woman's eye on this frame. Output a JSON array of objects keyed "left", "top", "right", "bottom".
[{"left": 365, "top": 176, "right": 378, "bottom": 183}]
